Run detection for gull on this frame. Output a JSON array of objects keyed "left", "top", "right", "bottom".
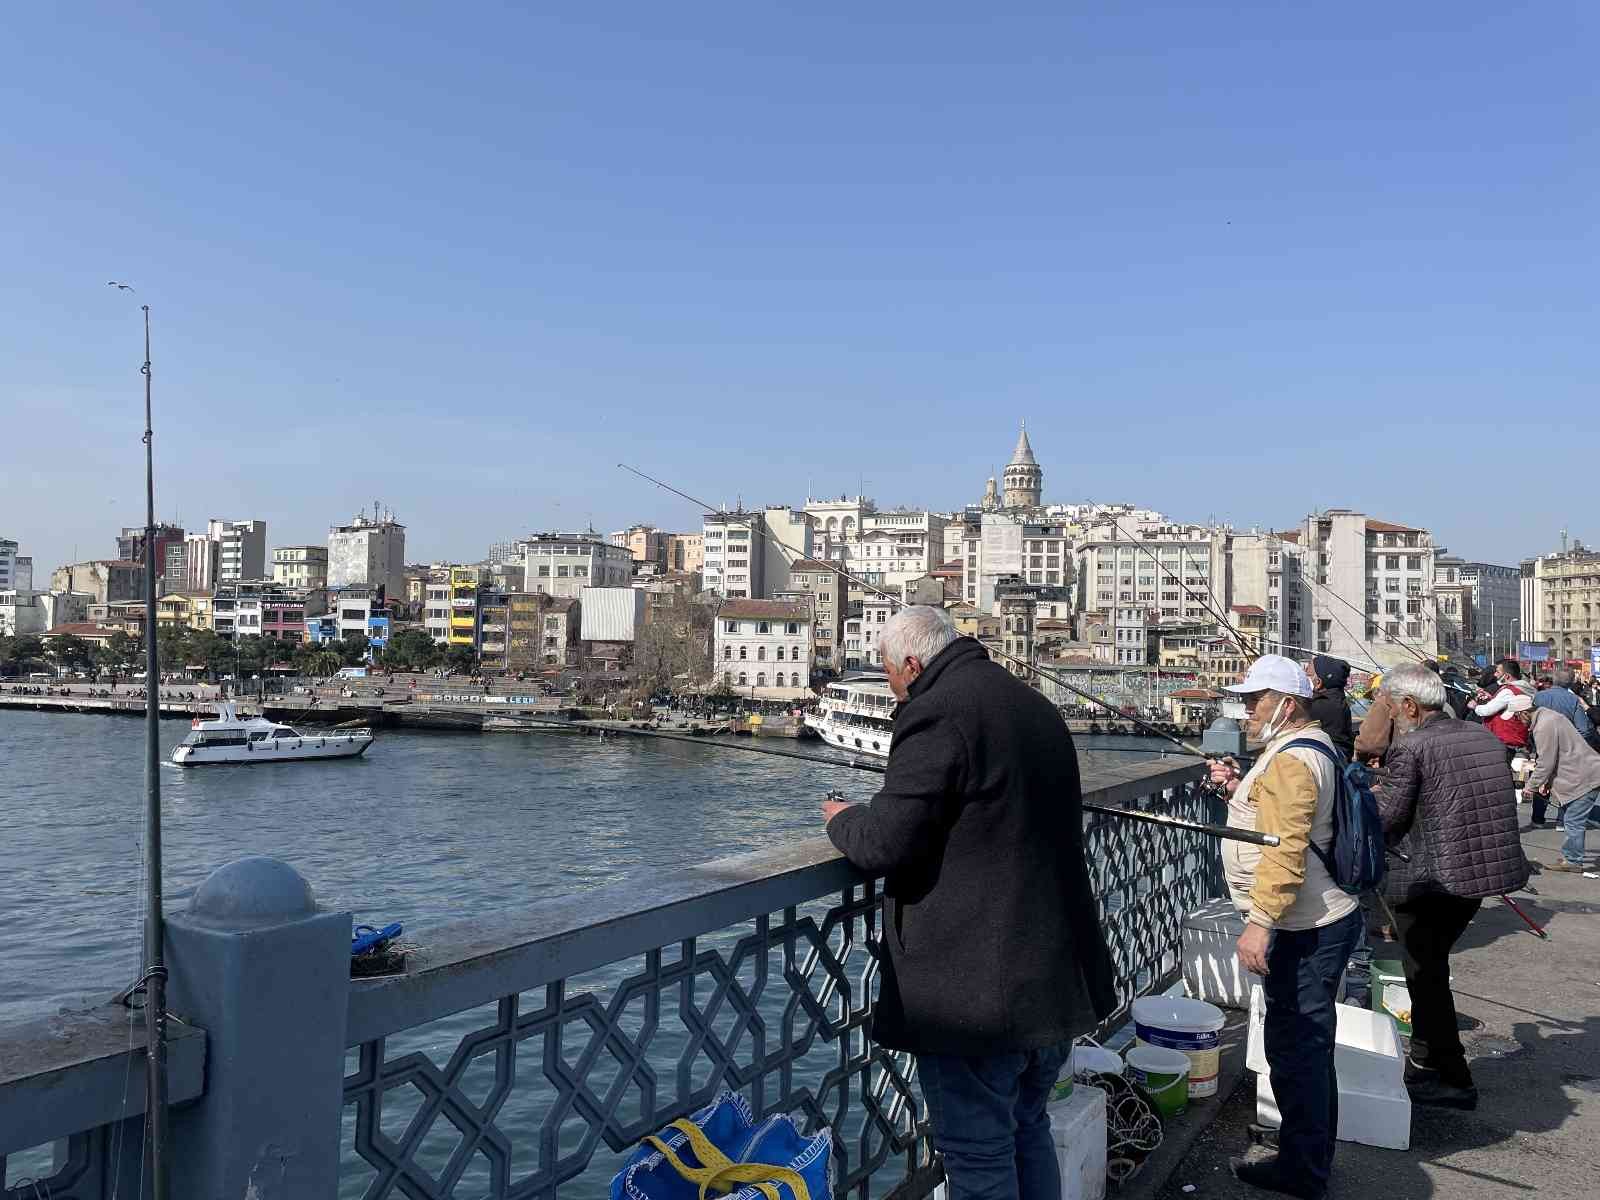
[{"left": 107, "top": 281, "right": 136, "bottom": 291}]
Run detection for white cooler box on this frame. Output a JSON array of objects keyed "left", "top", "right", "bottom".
[
  {"left": 1247, "top": 985, "right": 1411, "bottom": 1150},
  {"left": 929, "top": 1084, "right": 1107, "bottom": 1200}
]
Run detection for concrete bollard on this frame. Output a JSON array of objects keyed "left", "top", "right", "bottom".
[{"left": 164, "top": 856, "right": 351, "bottom": 1198}]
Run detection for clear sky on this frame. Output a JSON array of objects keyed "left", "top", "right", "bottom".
[{"left": 2, "top": 3, "right": 1592, "bottom": 574}]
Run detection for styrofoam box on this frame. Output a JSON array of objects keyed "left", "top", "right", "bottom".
[
  {"left": 1049, "top": 1084, "right": 1108, "bottom": 1200},
  {"left": 926, "top": 1085, "right": 1107, "bottom": 1200},
  {"left": 1247, "top": 985, "right": 1410, "bottom": 1150},
  {"left": 1182, "top": 898, "right": 1263, "bottom": 1011}
]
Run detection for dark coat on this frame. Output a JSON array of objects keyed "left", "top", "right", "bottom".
[
  {"left": 1308, "top": 687, "right": 1355, "bottom": 760},
  {"left": 1373, "top": 712, "right": 1530, "bottom": 903},
  {"left": 826, "top": 637, "right": 1117, "bottom": 1056}
]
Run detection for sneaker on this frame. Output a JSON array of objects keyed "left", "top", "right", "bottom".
[
  {"left": 1229, "top": 1156, "right": 1326, "bottom": 1199},
  {"left": 1406, "top": 1075, "right": 1479, "bottom": 1110},
  {"left": 1547, "top": 860, "right": 1585, "bottom": 873}
]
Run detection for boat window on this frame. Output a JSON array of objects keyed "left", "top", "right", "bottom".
[
  {"left": 200, "top": 734, "right": 247, "bottom": 747},
  {"left": 248, "top": 731, "right": 269, "bottom": 742},
  {"left": 271, "top": 728, "right": 297, "bottom": 738}
]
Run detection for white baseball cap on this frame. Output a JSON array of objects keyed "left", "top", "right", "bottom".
[{"left": 1223, "top": 654, "right": 1313, "bottom": 698}]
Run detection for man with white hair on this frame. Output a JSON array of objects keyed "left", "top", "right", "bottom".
[
  {"left": 823, "top": 605, "right": 1116, "bottom": 1200},
  {"left": 1515, "top": 688, "right": 1600, "bottom": 872},
  {"left": 1372, "top": 663, "right": 1529, "bottom": 1111}
]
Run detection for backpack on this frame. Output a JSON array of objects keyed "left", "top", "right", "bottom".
[{"left": 1282, "top": 738, "right": 1387, "bottom": 894}]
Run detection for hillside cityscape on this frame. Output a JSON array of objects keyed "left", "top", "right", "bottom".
[{"left": 3, "top": 425, "right": 1594, "bottom": 711}]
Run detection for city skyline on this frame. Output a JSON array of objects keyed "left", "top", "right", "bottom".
[{"left": 3, "top": 4, "right": 1590, "bottom": 573}]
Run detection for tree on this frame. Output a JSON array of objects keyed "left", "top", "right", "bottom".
[
  {"left": 382, "top": 628, "right": 440, "bottom": 671},
  {"left": 337, "top": 633, "right": 370, "bottom": 667},
  {"left": 444, "top": 643, "right": 477, "bottom": 673},
  {"left": 634, "top": 598, "right": 713, "bottom": 691},
  {"left": 1, "top": 635, "right": 48, "bottom": 675},
  {"left": 105, "top": 630, "right": 140, "bottom": 674},
  {"left": 49, "top": 633, "right": 95, "bottom": 675}
]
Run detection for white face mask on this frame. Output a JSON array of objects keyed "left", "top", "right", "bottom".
[{"left": 1259, "top": 696, "right": 1293, "bottom": 742}]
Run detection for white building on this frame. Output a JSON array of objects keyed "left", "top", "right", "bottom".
[
  {"left": 0, "top": 590, "right": 45, "bottom": 637},
  {"left": 713, "top": 599, "right": 814, "bottom": 698},
  {"left": 0, "top": 538, "right": 33, "bottom": 592},
  {"left": 182, "top": 533, "right": 220, "bottom": 592},
  {"left": 953, "top": 512, "right": 1072, "bottom": 611},
  {"left": 804, "top": 495, "right": 872, "bottom": 568},
  {"left": 206, "top": 518, "right": 268, "bottom": 584},
  {"left": 517, "top": 533, "right": 633, "bottom": 600},
  {"left": 701, "top": 511, "right": 765, "bottom": 598},
  {"left": 856, "top": 511, "right": 948, "bottom": 593},
  {"left": 424, "top": 581, "right": 451, "bottom": 644},
  {"left": 272, "top": 545, "right": 329, "bottom": 590},
  {"left": 843, "top": 613, "right": 864, "bottom": 669},
  {"left": 1226, "top": 530, "right": 1306, "bottom": 656},
  {"left": 579, "top": 586, "right": 647, "bottom": 642},
  {"left": 41, "top": 591, "right": 93, "bottom": 630},
  {"left": 858, "top": 596, "right": 894, "bottom": 668},
  {"left": 1297, "top": 511, "right": 1438, "bottom": 667},
  {"left": 761, "top": 507, "right": 814, "bottom": 595},
  {"left": 328, "top": 513, "right": 406, "bottom": 599}
]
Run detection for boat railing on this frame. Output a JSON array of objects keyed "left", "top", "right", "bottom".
[{"left": 0, "top": 758, "right": 1215, "bottom": 1198}]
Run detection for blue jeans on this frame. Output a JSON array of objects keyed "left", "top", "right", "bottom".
[
  {"left": 916, "top": 1043, "right": 1070, "bottom": 1200},
  {"left": 1558, "top": 788, "right": 1598, "bottom": 864},
  {"left": 1263, "top": 910, "right": 1362, "bottom": 1189}
]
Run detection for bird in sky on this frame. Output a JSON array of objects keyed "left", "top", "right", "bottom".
[{"left": 106, "top": 281, "right": 135, "bottom": 291}]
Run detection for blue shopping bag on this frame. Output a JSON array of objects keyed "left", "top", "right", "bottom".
[{"left": 611, "top": 1091, "right": 832, "bottom": 1200}]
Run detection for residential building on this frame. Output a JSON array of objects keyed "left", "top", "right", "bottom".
[
  {"left": 843, "top": 611, "right": 864, "bottom": 669},
  {"left": 0, "top": 538, "right": 33, "bottom": 592},
  {"left": 50, "top": 560, "right": 144, "bottom": 605},
  {"left": 517, "top": 533, "right": 633, "bottom": 599},
  {"left": 701, "top": 511, "right": 765, "bottom": 598},
  {"left": 116, "top": 524, "right": 185, "bottom": 591},
  {"left": 782, "top": 560, "right": 846, "bottom": 671},
  {"left": 713, "top": 599, "right": 814, "bottom": 697},
  {"left": 328, "top": 512, "right": 406, "bottom": 598},
  {"left": 424, "top": 579, "right": 451, "bottom": 645},
  {"left": 952, "top": 510, "right": 1072, "bottom": 611},
  {"left": 41, "top": 591, "right": 93, "bottom": 630},
  {"left": 155, "top": 591, "right": 210, "bottom": 632},
  {"left": 995, "top": 579, "right": 1039, "bottom": 681},
  {"left": 859, "top": 595, "right": 894, "bottom": 668},
  {"left": 477, "top": 592, "right": 551, "bottom": 674},
  {"left": 182, "top": 533, "right": 220, "bottom": 592},
  {"left": 1295, "top": 510, "right": 1438, "bottom": 667},
  {"left": 665, "top": 532, "right": 705, "bottom": 574},
  {"left": 856, "top": 510, "right": 948, "bottom": 593},
  {"left": 579, "top": 586, "right": 647, "bottom": 643},
  {"left": 326, "top": 585, "right": 391, "bottom": 656},
  {"left": 0, "top": 591, "right": 46, "bottom": 637},
  {"left": 1520, "top": 541, "right": 1600, "bottom": 667},
  {"left": 43, "top": 622, "right": 119, "bottom": 650},
  {"left": 445, "top": 566, "right": 484, "bottom": 649},
  {"left": 272, "top": 546, "right": 329, "bottom": 591},
  {"left": 539, "top": 597, "right": 580, "bottom": 666},
  {"left": 211, "top": 580, "right": 327, "bottom": 643},
  {"left": 805, "top": 495, "right": 873, "bottom": 568},
  {"left": 1226, "top": 529, "right": 1305, "bottom": 656},
  {"left": 614, "top": 525, "right": 667, "bottom": 570},
  {"left": 1434, "top": 555, "right": 1520, "bottom": 661},
  {"left": 207, "top": 519, "right": 268, "bottom": 584},
  {"left": 761, "top": 506, "right": 814, "bottom": 594}
]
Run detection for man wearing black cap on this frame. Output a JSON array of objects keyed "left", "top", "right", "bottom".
[{"left": 1306, "top": 656, "right": 1355, "bottom": 760}]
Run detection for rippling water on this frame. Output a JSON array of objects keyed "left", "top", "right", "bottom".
[{"left": 0, "top": 709, "right": 1177, "bottom": 1194}]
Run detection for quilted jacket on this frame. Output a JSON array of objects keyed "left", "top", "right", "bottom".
[{"left": 1374, "top": 712, "right": 1530, "bottom": 902}]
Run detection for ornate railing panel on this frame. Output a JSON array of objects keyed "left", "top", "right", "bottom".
[{"left": 339, "top": 760, "right": 1210, "bottom": 1200}]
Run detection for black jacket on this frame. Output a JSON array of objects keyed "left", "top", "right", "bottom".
[
  {"left": 1373, "top": 712, "right": 1530, "bottom": 902},
  {"left": 826, "top": 637, "right": 1117, "bottom": 1055},
  {"left": 1308, "top": 687, "right": 1355, "bottom": 760}
]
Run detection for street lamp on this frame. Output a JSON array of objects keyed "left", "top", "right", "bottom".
[{"left": 1508, "top": 619, "right": 1520, "bottom": 663}]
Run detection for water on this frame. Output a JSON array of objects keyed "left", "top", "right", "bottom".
[{"left": 0, "top": 709, "right": 1176, "bottom": 1193}]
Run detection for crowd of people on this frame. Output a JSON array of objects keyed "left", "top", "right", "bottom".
[{"left": 812, "top": 604, "right": 1594, "bottom": 1200}]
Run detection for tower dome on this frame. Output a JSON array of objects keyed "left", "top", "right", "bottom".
[{"left": 1002, "top": 423, "right": 1042, "bottom": 508}]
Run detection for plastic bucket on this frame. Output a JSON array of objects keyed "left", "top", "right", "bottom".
[
  {"left": 1070, "top": 1045, "right": 1124, "bottom": 1079},
  {"left": 1133, "top": 996, "right": 1226, "bottom": 1098},
  {"left": 1123, "top": 1044, "right": 1190, "bottom": 1117}
]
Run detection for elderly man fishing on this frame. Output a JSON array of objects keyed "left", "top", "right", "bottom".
[
  {"left": 1208, "top": 655, "right": 1358, "bottom": 1200},
  {"left": 822, "top": 605, "right": 1116, "bottom": 1200}
]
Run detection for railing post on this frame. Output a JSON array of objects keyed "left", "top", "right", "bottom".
[{"left": 163, "top": 855, "right": 351, "bottom": 1198}]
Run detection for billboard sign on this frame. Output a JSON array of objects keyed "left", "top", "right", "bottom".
[
  {"left": 1591, "top": 645, "right": 1600, "bottom": 677},
  {"left": 1518, "top": 641, "right": 1550, "bottom": 662}
]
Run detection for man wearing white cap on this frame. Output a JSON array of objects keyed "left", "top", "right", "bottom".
[
  {"left": 1208, "top": 655, "right": 1362, "bottom": 1200},
  {"left": 1515, "top": 690, "right": 1600, "bottom": 871}
]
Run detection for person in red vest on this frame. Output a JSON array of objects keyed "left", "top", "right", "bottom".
[{"left": 1474, "top": 660, "right": 1542, "bottom": 819}]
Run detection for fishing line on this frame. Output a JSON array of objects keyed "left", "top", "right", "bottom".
[
  {"left": 519, "top": 715, "right": 1278, "bottom": 846},
  {"left": 619, "top": 465, "right": 1210, "bottom": 757}
]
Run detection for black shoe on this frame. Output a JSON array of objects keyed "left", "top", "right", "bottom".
[
  {"left": 1406, "top": 1075, "right": 1478, "bottom": 1110},
  {"left": 1229, "top": 1156, "right": 1326, "bottom": 1200},
  {"left": 1247, "top": 1122, "right": 1280, "bottom": 1149}
]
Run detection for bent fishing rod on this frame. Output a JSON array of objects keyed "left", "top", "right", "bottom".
[
  {"left": 619, "top": 464, "right": 1212, "bottom": 759},
  {"left": 519, "top": 715, "right": 1279, "bottom": 847}
]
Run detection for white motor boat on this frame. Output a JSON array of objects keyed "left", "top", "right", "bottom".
[
  {"left": 171, "top": 703, "right": 373, "bottom": 766},
  {"left": 803, "top": 678, "right": 897, "bottom": 758}
]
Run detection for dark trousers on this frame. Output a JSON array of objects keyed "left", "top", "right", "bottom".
[
  {"left": 1392, "top": 895, "right": 1482, "bottom": 1087},
  {"left": 1263, "top": 909, "right": 1362, "bottom": 1189},
  {"left": 916, "top": 1043, "right": 1070, "bottom": 1200}
]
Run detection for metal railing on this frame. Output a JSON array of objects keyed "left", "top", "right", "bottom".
[{"left": 0, "top": 758, "right": 1213, "bottom": 1200}]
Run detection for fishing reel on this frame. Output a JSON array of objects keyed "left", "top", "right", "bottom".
[{"left": 824, "top": 788, "right": 848, "bottom": 804}]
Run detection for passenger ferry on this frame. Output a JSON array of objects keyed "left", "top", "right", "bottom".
[
  {"left": 804, "top": 678, "right": 897, "bottom": 758},
  {"left": 171, "top": 703, "right": 374, "bottom": 766}
]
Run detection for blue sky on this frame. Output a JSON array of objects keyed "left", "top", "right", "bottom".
[{"left": 2, "top": 3, "right": 1592, "bottom": 573}]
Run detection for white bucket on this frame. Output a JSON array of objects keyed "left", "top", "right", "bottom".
[
  {"left": 1133, "top": 996, "right": 1226, "bottom": 1098},
  {"left": 1070, "top": 1044, "right": 1124, "bottom": 1078},
  {"left": 1123, "top": 1043, "right": 1191, "bottom": 1117}
]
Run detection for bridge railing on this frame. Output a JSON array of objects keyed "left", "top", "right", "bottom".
[{"left": 0, "top": 758, "right": 1213, "bottom": 1200}]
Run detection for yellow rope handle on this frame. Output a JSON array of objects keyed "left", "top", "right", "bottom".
[{"left": 642, "top": 1117, "right": 812, "bottom": 1200}]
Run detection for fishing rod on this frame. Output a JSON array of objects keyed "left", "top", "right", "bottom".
[
  {"left": 1099, "top": 516, "right": 1260, "bottom": 661},
  {"left": 518, "top": 715, "right": 1279, "bottom": 847},
  {"left": 619, "top": 464, "right": 1210, "bottom": 759}
]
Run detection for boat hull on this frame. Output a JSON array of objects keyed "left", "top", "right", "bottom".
[
  {"left": 802, "top": 714, "right": 892, "bottom": 758},
  {"left": 171, "top": 734, "right": 373, "bottom": 766}
]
